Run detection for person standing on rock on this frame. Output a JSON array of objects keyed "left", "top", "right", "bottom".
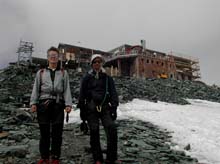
[
  {"left": 77, "top": 54, "right": 120, "bottom": 164},
  {"left": 30, "top": 47, "right": 72, "bottom": 164}
]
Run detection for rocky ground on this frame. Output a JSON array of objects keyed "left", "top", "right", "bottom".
[
  {"left": 1, "top": 64, "right": 220, "bottom": 164},
  {"left": 1, "top": 65, "right": 220, "bottom": 106},
  {"left": 64, "top": 70, "right": 220, "bottom": 106},
  {"left": 0, "top": 104, "right": 198, "bottom": 164}
]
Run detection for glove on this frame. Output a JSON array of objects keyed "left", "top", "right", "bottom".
[
  {"left": 80, "top": 121, "right": 89, "bottom": 134},
  {"left": 110, "top": 106, "right": 117, "bottom": 121}
]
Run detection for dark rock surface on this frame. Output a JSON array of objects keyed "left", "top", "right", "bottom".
[
  {"left": 1, "top": 65, "right": 220, "bottom": 106},
  {"left": 113, "top": 77, "right": 220, "bottom": 105},
  {"left": 66, "top": 70, "right": 220, "bottom": 105}
]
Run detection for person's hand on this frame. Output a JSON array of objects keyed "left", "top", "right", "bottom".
[
  {"left": 65, "top": 106, "right": 72, "bottom": 113},
  {"left": 80, "top": 121, "right": 89, "bottom": 134},
  {"left": 31, "top": 105, "right": 37, "bottom": 113},
  {"left": 110, "top": 106, "right": 117, "bottom": 120}
]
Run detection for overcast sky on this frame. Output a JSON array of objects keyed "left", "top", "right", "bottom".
[{"left": 0, "top": 0, "right": 219, "bottom": 84}]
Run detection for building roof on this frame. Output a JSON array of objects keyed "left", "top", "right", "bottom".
[
  {"left": 58, "top": 43, "right": 111, "bottom": 56},
  {"left": 105, "top": 53, "right": 139, "bottom": 62}
]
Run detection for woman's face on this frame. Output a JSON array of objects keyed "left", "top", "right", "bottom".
[
  {"left": 47, "top": 51, "right": 59, "bottom": 64},
  {"left": 92, "top": 57, "right": 102, "bottom": 71}
]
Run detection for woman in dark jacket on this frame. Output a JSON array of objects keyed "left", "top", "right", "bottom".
[{"left": 78, "top": 54, "right": 120, "bottom": 164}]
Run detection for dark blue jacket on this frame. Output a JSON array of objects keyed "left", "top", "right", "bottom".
[{"left": 78, "top": 69, "right": 119, "bottom": 110}]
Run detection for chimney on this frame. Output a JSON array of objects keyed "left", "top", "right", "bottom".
[{"left": 141, "top": 40, "right": 146, "bottom": 52}]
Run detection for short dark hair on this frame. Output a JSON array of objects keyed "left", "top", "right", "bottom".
[{"left": 47, "top": 46, "right": 59, "bottom": 55}]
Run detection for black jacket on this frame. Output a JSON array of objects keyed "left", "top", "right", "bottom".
[{"left": 78, "top": 70, "right": 119, "bottom": 110}]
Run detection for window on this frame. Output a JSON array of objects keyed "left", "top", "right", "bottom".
[
  {"left": 151, "top": 60, "right": 154, "bottom": 64},
  {"left": 146, "top": 59, "right": 149, "bottom": 63}
]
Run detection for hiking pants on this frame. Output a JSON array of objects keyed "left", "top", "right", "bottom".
[
  {"left": 37, "top": 99, "right": 65, "bottom": 159},
  {"left": 86, "top": 101, "right": 118, "bottom": 162}
]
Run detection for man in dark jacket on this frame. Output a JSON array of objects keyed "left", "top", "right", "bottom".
[{"left": 78, "top": 54, "right": 120, "bottom": 164}]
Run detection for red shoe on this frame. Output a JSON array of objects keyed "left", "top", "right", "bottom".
[
  {"left": 51, "top": 159, "right": 60, "bottom": 164},
  {"left": 95, "top": 161, "right": 102, "bottom": 164},
  {"left": 37, "top": 159, "right": 49, "bottom": 164}
]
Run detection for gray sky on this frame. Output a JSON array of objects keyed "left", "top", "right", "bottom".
[{"left": 0, "top": 0, "right": 220, "bottom": 84}]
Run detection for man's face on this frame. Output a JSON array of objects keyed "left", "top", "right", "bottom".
[
  {"left": 48, "top": 50, "right": 59, "bottom": 64},
  {"left": 92, "top": 57, "right": 102, "bottom": 71}
]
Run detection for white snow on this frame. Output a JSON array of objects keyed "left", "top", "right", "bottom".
[{"left": 68, "top": 99, "right": 220, "bottom": 164}]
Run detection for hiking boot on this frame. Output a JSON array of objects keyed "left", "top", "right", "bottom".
[
  {"left": 105, "top": 160, "right": 122, "bottom": 164},
  {"left": 37, "top": 159, "right": 49, "bottom": 164},
  {"left": 51, "top": 159, "right": 60, "bottom": 164}
]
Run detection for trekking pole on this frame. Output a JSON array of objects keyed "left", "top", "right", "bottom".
[{"left": 66, "top": 112, "right": 69, "bottom": 123}]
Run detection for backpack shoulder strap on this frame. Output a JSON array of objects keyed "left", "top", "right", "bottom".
[
  {"left": 60, "top": 68, "right": 65, "bottom": 93},
  {"left": 99, "top": 74, "right": 109, "bottom": 107},
  {"left": 40, "top": 68, "right": 44, "bottom": 78},
  {"left": 61, "top": 68, "right": 65, "bottom": 77},
  {"left": 39, "top": 69, "right": 45, "bottom": 94}
]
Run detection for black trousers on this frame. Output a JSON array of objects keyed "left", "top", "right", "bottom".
[
  {"left": 86, "top": 101, "right": 118, "bottom": 162},
  {"left": 37, "top": 99, "right": 65, "bottom": 159}
]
